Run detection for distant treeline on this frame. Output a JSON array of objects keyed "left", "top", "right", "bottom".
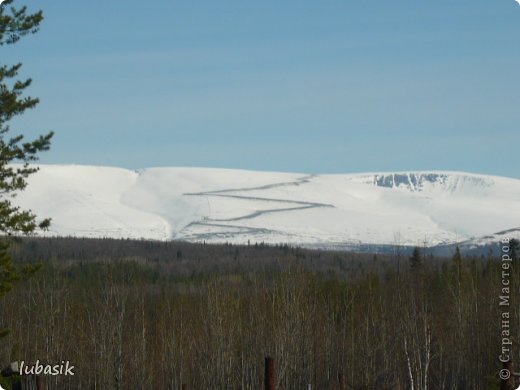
[
  {"left": 7, "top": 236, "right": 439, "bottom": 280},
  {"left": 0, "top": 236, "right": 515, "bottom": 389}
]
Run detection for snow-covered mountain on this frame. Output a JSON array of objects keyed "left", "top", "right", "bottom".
[{"left": 10, "top": 165, "right": 520, "bottom": 249}]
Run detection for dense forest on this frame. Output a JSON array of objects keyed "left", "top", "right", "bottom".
[{"left": 0, "top": 237, "right": 516, "bottom": 389}]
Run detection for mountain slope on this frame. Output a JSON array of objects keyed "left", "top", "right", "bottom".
[{"left": 11, "top": 165, "right": 520, "bottom": 248}]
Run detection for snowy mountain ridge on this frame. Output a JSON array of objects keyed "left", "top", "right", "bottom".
[
  {"left": 356, "top": 172, "right": 493, "bottom": 193},
  {"left": 10, "top": 165, "right": 520, "bottom": 249}
]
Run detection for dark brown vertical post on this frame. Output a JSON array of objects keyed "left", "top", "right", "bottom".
[
  {"left": 338, "top": 373, "right": 344, "bottom": 389},
  {"left": 36, "top": 375, "right": 44, "bottom": 390},
  {"left": 181, "top": 384, "right": 188, "bottom": 390},
  {"left": 264, "top": 356, "right": 275, "bottom": 390},
  {"left": 501, "top": 360, "right": 513, "bottom": 390}
]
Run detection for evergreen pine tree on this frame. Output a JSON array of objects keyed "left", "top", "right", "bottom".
[
  {"left": 0, "top": 0, "right": 53, "bottom": 337},
  {"left": 510, "top": 238, "right": 519, "bottom": 262},
  {"left": 451, "top": 246, "right": 463, "bottom": 307},
  {"left": 452, "top": 246, "right": 462, "bottom": 279},
  {"left": 409, "top": 246, "right": 422, "bottom": 271}
]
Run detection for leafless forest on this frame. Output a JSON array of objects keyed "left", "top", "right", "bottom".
[{"left": 0, "top": 238, "right": 514, "bottom": 389}]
